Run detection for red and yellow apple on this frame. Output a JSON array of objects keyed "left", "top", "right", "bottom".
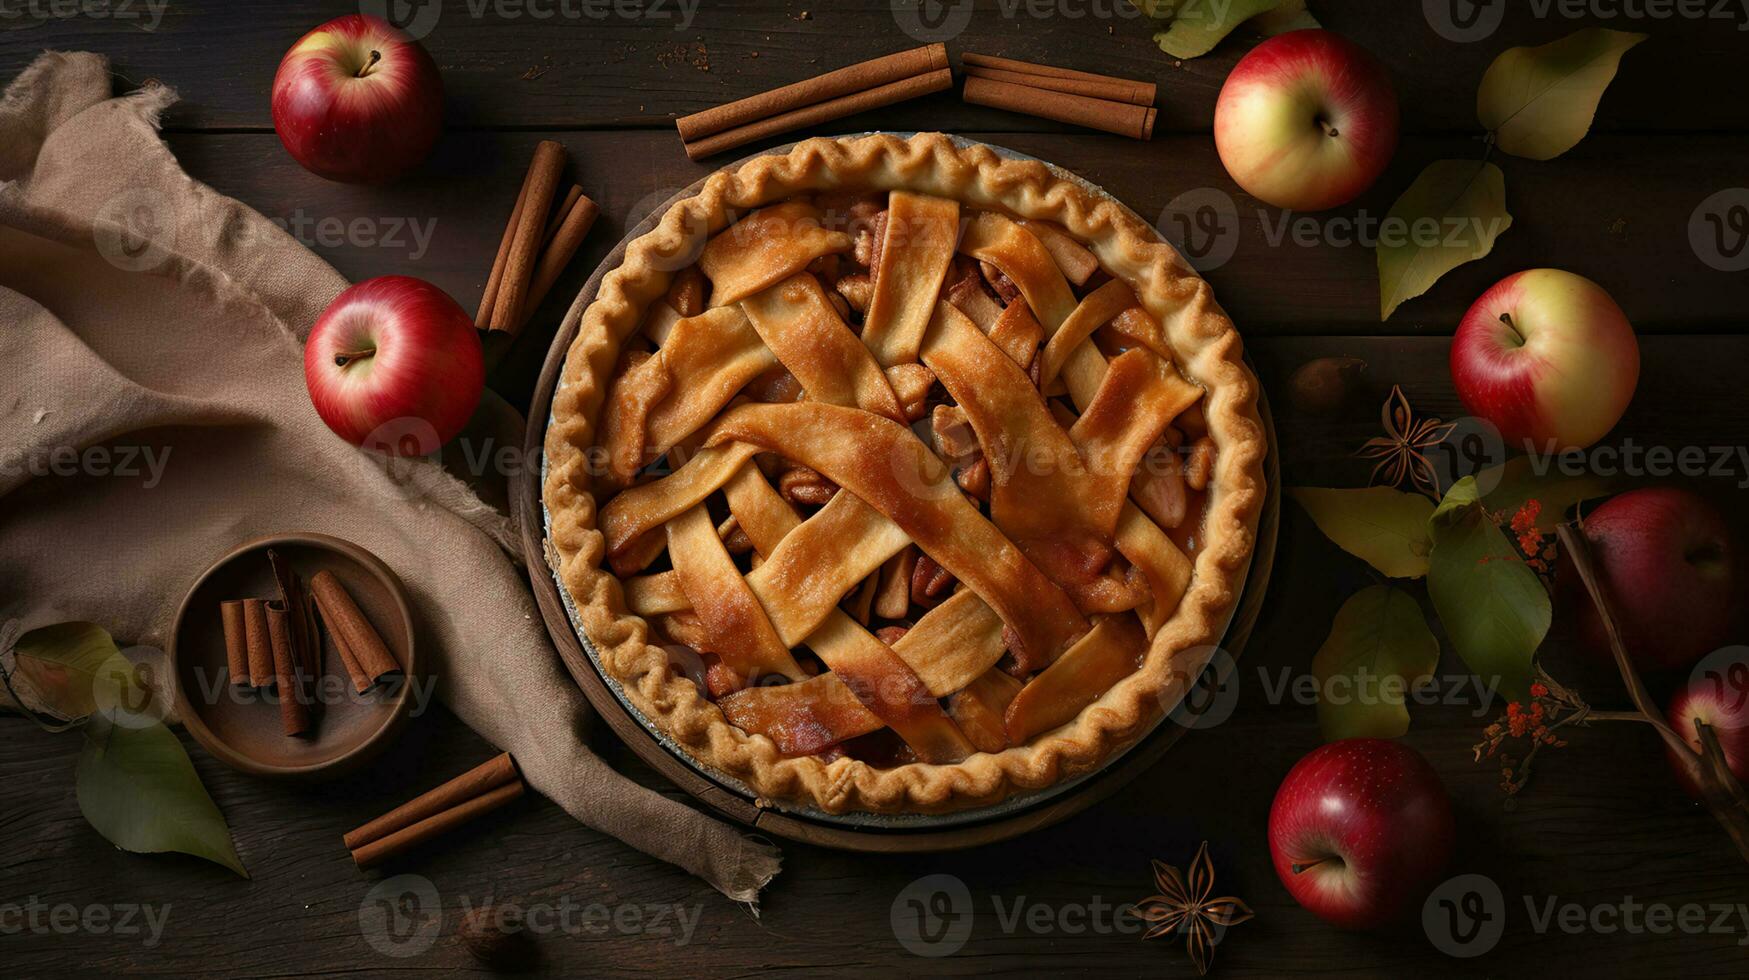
[
  {"left": 1268, "top": 739, "right": 1454, "bottom": 930},
  {"left": 1214, "top": 29, "right": 1399, "bottom": 212},
  {"left": 1450, "top": 269, "right": 1639, "bottom": 452},
  {"left": 270, "top": 14, "right": 443, "bottom": 184},
  {"left": 304, "top": 276, "right": 484, "bottom": 456},
  {"left": 1665, "top": 664, "right": 1749, "bottom": 799},
  {"left": 1566, "top": 487, "right": 1735, "bottom": 673}
]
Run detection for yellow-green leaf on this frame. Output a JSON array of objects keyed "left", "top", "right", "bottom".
[
  {"left": 78, "top": 712, "right": 248, "bottom": 878},
  {"left": 1249, "top": 0, "right": 1318, "bottom": 34},
  {"left": 12, "top": 622, "right": 138, "bottom": 721},
  {"left": 1378, "top": 160, "right": 1512, "bottom": 320},
  {"left": 1478, "top": 28, "right": 1647, "bottom": 161},
  {"left": 1149, "top": 0, "right": 1286, "bottom": 59},
  {"left": 1427, "top": 477, "right": 1549, "bottom": 701},
  {"left": 1313, "top": 585, "right": 1440, "bottom": 741},
  {"left": 1290, "top": 486, "right": 1435, "bottom": 578}
]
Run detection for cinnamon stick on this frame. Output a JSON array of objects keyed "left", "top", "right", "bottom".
[
  {"left": 351, "top": 781, "right": 524, "bottom": 869},
  {"left": 544, "top": 185, "right": 583, "bottom": 245},
  {"left": 682, "top": 66, "right": 955, "bottom": 161},
  {"left": 475, "top": 177, "right": 530, "bottom": 329},
  {"left": 962, "top": 75, "right": 1156, "bottom": 140},
  {"left": 343, "top": 753, "right": 521, "bottom": 851},
  {"left": 514, "top": 190, "right": 599, "bottom": 332},
  {"left": 487, "top": 140, "right": 568, "bottom": 334},
  {"left": 962, "top": 52, "right": 1156, "bottom": 107},
  {"left": 266, "top": 602, "right": 311, "bottom": 737},
  {"left": 220, "top": 600, "right": 250, "bottom": 687},
  {"left": 321, "top": 603, "right": 373, "bottom": 695},
  {"left": 677, "top": 43, "right": 948, "bottom": 144},
  {"left": 308, "top": 570, "right": 401, "bottom": 684},
  {"left": 242, "top": 598, "right": 274, "bottom": 690},
  {"left": 268, "top": 549, "right": 315, "bottom": 681},
  {"left": 964, "top": 65, "right": 1155, "bottom": 108}
]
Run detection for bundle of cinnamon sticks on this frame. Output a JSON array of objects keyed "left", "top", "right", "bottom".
[
  {"left": 676, "top": 43, "right": 953, "bottom": 159},
  {"left": 218, "top": 554, "right": 405, "bottom": 737},
  {"left": 345, "top": 752, "right": 526, "bottom": 868},
  {"left": 961, "top": 53, "right": 1158, "bottom": 140},
  {"left": 476, "top": 141, "right": 599, "bottom": 337}
]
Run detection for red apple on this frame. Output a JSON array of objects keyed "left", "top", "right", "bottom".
[
  {"left": 1214, "top": 30, "right": 1399, "bottom": 212},
  {"left": 1665, "top": 665, "right": 1749, "bottom": 799},
  {"left": 271, "top": 14, "right": 443, "bottom": 184},
  {"left": 1268, "top": 739, "right": 1454, "bottom": 930},
  {"left": 1568, "top": 488, "right": 1735, "bottom": 673},
  {"left": 1451, "top": 269, "right": 1639, "bottom": 452},
  {"left": 304, "top": 276, "right": 483, "bottom": 456}
]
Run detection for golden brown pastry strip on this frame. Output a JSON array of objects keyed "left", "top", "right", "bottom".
[
  {"left": 744, "top": 490, "right": 911, "bottom": 646},
  {"left": 643, "top": 307, "right": 778, "bottom": 458},
  {"left": 599, "top": 441, "right": 758, "bottom": 556},
  {"left": 666, "top": 505, "right": 807, "bottom": 686},
  {"left": 948, "top": 667, "right": 1024, "bottom": 754},
  {"left": 802, "top": 613, "right": 973, "bottom": 763},
  {"left": 960, "top": 211, "right": 1078, "bottom": 332},
  {"left": 1004, "top": 614, "right": 1147, "bottom": 744},
  {"left": 1040, "top": 278, "right": 1140, "bottom": 389},
  {"left": 1016, "top": 218, "right": 1098, "bottom": 286},
  {"left": 705, "top": 401, "right": 1087, "bottom": 670},
  {"left": 1114, "top": 503, "right": 1193, "bottom": 638},
  {"left": 892, "top": 589, "right": 1008, "bottom": 696},
  {"left": 699, "top": 201, "right": 852, "bottom": 307},
  {"left": 740, "top": 273, "right": 904, "bottom": 423},
  {"left": 1069, "top": 347, "right": 1205, "bottom": 530},
  {"left": 860, "top": 191, "right": 961, "bottom": 367},
  {"left": 597, "top": 350, "right": 672, "bottom": 487},
  {"left": 718, "top": 672, "right": 877, "bottom": 757}
]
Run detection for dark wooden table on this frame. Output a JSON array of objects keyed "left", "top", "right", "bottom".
[{"left": 5, "top": 3, "right": 1749, "bottom": 977}]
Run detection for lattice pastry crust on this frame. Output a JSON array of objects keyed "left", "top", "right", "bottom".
[{"left": 543, "top": 133, "right": 1265, "bottom": 814}]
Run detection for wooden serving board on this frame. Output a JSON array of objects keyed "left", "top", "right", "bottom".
[{"left": 512, "top": 138, "right": 1281, "bottom": 850}]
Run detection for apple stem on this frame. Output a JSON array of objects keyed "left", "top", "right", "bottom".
[
  {"left": 1499, "top": 312, "right": 1526, "bottom": 346},
  {"left": 356, "top": 50, "right": 381, "bottom": 78},
  {"left": 1316, "top": 116, "right": 1339, "bottom": 139},
  {"left": 1290, "top": 858, "right": 1330, "bottom": 875},
  {"left": 333, "top": 347, "right": 377, "bottom": 368}
]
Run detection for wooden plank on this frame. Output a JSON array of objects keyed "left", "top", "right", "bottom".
[
  {"left": 158, "top": 128, "right": 1746, "bottom": 376},
  {"left": 5, "top": 334, "right": 1749, "bottom": 976},
  {"left": 3, "top": 0, "right": 1744, "bottom": 133}
]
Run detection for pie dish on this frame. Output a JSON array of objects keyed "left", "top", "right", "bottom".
[{"left": 543, "top": 132, "right": 1265, "bottom": 814}]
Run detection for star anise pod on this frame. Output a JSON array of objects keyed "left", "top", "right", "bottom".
[
  {"left": 1355, "top": 384, "right": 1454, "bottom": 497},
  {"left": 1135, "top": 841, "right": 1254, "bottom": 975}
]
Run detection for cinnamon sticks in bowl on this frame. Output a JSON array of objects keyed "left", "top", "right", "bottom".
[
  {"left": 960, "top": 52, "right": 1157, "bottom": 140},
  {"left": 476, "top": 141, "right": 599, "bottom": 338},
  {"left": 676, "top": 43, "right": 953, "bottom": 159}
]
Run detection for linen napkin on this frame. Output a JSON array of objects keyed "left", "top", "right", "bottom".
[{"left": 0, "top": 51, "right": 779, "bottom": 904}]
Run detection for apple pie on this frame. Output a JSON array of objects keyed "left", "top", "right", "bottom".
[{"left": 543, "top": 133, "right": 1265, "bottom": 814}]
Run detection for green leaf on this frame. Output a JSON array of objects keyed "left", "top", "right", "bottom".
[
  {"left": 1249, "top": 0, "right": 1318, "bottom": 34},
  {"left": 1149, "top": 0, "right": 1286, "bottom": 59},
  {"left": 1378, "top": 160, "right": 1512, "bottom": 319},
  {"left": 12, "top": 622, "right": 139, "bottom": 721},
  {"left": 1427, "top": 477, "right": 1549, "bottom": 701},
  {"left": 1313, "top": 585, "right": 1440, "bottom": 741},
  {"left": 1476, "top": 456, "right": 1621, "bottom": 530},
  {"left": 78, "top": 712, "right": 248, "bottom": 878},
  {"left": 1289, "top": 486, "right": 1435, "bottom": 579},
  {"left": 1478, "top": 28, "right": 1647, "bottom": 161}
]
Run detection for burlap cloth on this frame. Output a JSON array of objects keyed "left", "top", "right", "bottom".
[{"left": 0, "top": 51, "right": 779, "bottom": 904}]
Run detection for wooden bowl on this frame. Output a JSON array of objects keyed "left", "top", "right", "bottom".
[{"left": 169, "top": 533, "right": 420, "bottom": 779}]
